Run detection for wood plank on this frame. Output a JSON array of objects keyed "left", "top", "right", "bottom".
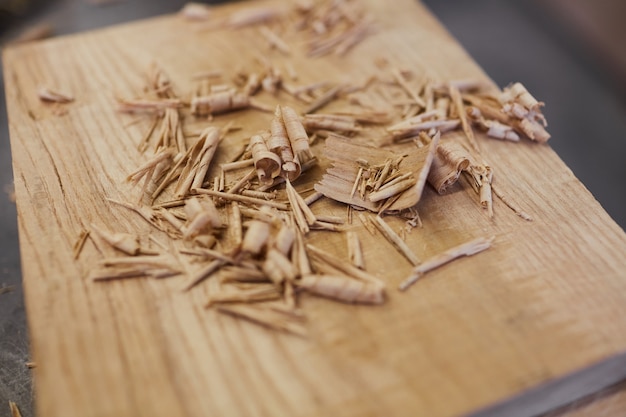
[{"left": 3, "top": 0, "right": 626, "bottom": 416}]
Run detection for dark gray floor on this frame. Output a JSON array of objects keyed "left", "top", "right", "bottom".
[{"left": 1, "top": 1, "right": 625, "bottom": 416}]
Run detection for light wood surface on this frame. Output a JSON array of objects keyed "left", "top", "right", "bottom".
[{"left": 4, "top": 1, "right": 626, "bottom": 416}]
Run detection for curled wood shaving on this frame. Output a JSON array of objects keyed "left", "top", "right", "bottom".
[
  {"left": 269, "top": 106, "right": 301, "bottom": 180},
  {"left": 302, "top": 113, "right": 360, "bottom": 134},
  {"left": 282, "top": 106, "right": 313, "bottom": 159},
  {"left": 427, "top": 138, "right": 472, "bottom": 194},
  {"left": 251, "top": 132, "right": 282, "bottom": 185},
  {"left": 299, "top": 274, "right": 384, "bottom": 304},
  {"left": 191, "top": 90, "right": 249, "bottom": 116}
]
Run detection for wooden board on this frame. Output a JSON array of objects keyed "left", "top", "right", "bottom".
[{"left": 4, "top": 1, "right": 626, "bottom": 416}]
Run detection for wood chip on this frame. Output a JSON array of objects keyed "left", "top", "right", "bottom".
[{"left": 316, "top": 134, "right": 438, "bottom": 211}]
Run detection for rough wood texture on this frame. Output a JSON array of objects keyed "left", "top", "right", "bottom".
[{"left": 4, "top": 1, "right": 626, "bottom": 416}]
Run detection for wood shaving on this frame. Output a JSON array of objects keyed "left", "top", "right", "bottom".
[
  {"left": 427, "top": 138, "right": 472, "bottom": 194},
  {"left": 298, "top": 274, "right": 384, "bottom": 304}
]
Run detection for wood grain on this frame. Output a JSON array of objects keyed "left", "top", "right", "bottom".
[{"left": 4, "top": 1, "right": 626, "bottom": 416}]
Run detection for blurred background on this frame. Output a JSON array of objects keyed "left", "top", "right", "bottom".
[{"left": 1, "top": 0, "right": 625, "bottom": 416}]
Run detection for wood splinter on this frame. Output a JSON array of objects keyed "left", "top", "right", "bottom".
[
  {"left": 38, "top": 87, "right": 74, "bottom": 104},
  {"left": 9, "top": 401, "right": 23, "bottom": 417},
  {"left": 399, "top": 236, "right": 494, "bottom": 291},
  {"left": 217, "top": 304, "right": 307, "bottom": 336},
  {"left": 371, "top": 215, "right": 420, "bottom": 266}
]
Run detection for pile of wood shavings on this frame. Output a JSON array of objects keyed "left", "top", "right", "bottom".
[{"left": 77, "top": 0, "right": 550, "bottom": 336}]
